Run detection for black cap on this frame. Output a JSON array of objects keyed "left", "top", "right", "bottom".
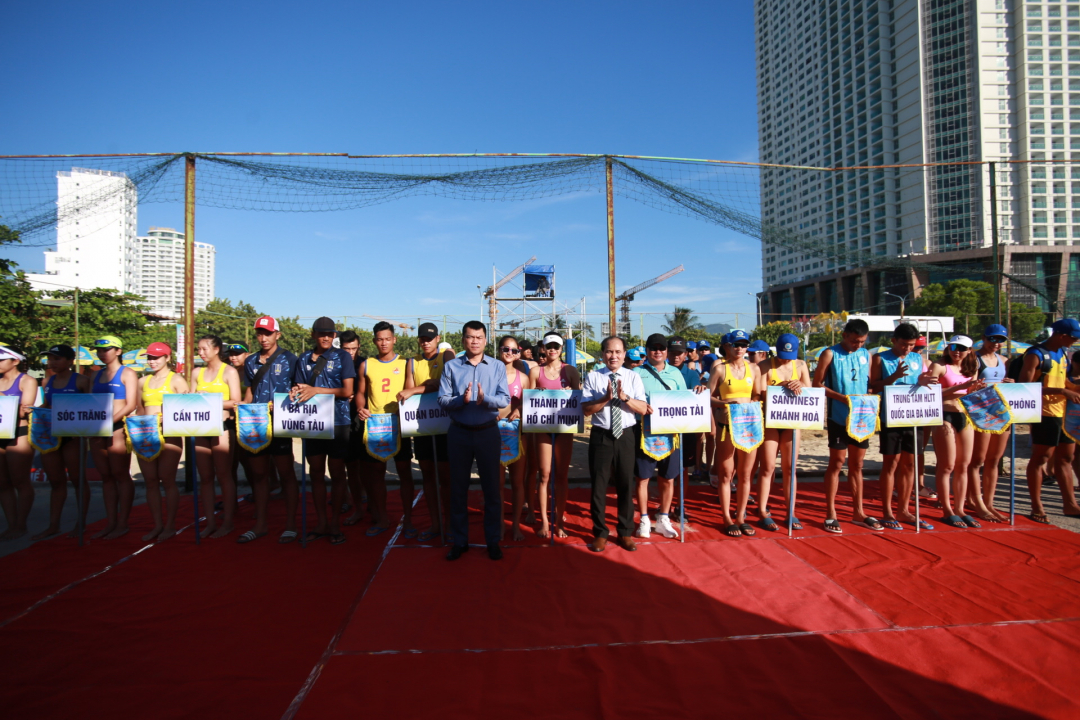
[
  {"left": 520, "top": 339, "right": 533, "bottom": 350},
  {"left": 312, "top": 316, "right": 337, "bottom": 333},
  {"left": 646, "top": 333, "right": 668, "bottom": 349},
  {"left": 47, "top": 344, "right": 76, "bottom": 360},
  {"left": 417, "top": 322, "right": 440, "bottom": 339},
  {"left": 226, "top": 342, "right": 248, "bottom": 355},
  {"left": 668, "top": 336, "right": 687, "bottom": 352}
]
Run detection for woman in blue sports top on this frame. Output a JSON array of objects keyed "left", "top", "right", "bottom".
[
  {"left": 967, "top": 326, "right": 1014, "bottom": 524},
  {"left": 89, "top": 336, "right": 139, "bottom": 540},
  {"left": 0, "top": 346, "right": 38, "bottom": 541}
]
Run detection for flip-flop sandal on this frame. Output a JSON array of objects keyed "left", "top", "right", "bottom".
[
  {"left": 1029, "top": 513, "right": 1050, "bottom": 525},
  {"left": 859, "top": 517, "right": 884, "bottom": 531},
  {"left": 236, "top": 531, "right": 267, "bottom": 544},
  {"left": 418, "top": 530, "right": 439, "bottom": 542},
  {"left": 278, "top": 530, "right": 298, "bottom": 544},
  {"left": 788, "top": 516, "right": 803, "bottom": 531},
  {"left": 961, "top": 515, "right": 982, "bottom": 529},
  {"left": 943, "top": 515, "right": 968, "bottom": 529},
  {"left": 883, "top": 519, "right": 903, "bottom": 531},
  {"left": 824, "top": 519, "right": 842, "bottom": 534},
  {"left": 329, "top": 532, "right": 347, "bottom": 545},
  {"left": 724, "top": 524, "right": 742, "bottom": 537},
  {"left": 402, "top": 527, "right": 419, "bottom": 540},
  {"left": 917, "top": 520, "right": 934, "bottom": 531},
  {"left": 343, "top": 515, "right": 363, "bottom": 527},
  {"left": 304, "top": 531, "right": 327, "bottom": 542},
  {"left": 738, "top": 523, "right": 756, "bottom": 537},
  {"left": 759, "top": 515, "right": 779, "bottom": 532},
  {"left": 365, "top": 525, "right": 389, "bottom": 537}
]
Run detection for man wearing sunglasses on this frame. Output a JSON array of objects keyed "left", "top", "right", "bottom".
[{"left": 814, "top": 318, "right": 877, "bottom": 533}]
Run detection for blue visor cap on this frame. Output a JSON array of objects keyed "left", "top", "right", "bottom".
[
  {"left": 686, "top": 341, "right": 698, "bottom": 350},
  {"left": 627, "top": 348, "right": 645, "bottom": 362},
  {"left": 983, "top": 324, "right": 1009, "bottom": 341},
  {"left": 775, "top": 333, "right": 800, "bottom": 359},
  {"left": 697, "top": 340, "right": 711, "bottom": 349},
  {"left": 729, "top": 329, "right": 751, "bottom": 343},
  {"left": 1052, "top": 318, "right": 1080, "bottom": 338},
  {"left": 748, "top": 340, "right": 770, "bottom": 353}
]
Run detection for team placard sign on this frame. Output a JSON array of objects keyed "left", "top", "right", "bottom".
[
  {"left": 0, "top": 396, "right": 17, "bottom": 440},
  {"left": 765, "top": 386, "right": 825, "bottom": 430},
  {"left": 163, "top": 394, "right": 223, "bottom": 437},
  {"left": 399, "top": 393, "right": 451, "bottom": 437},
  {"left": 883, "top": 385, "right": 943, "bottom": 427},
  {"left": 53, "top": 393, "right": 114, "bottom": 437},
  {"left": 522, "top": 389, "right": 583, "bottom": 434},
  {"left": 996, "top": 383, "right": 1042, "bottom": 424},
  {"left": 272, "top": 393, "right": 334, "bottom": 439},
  {"left": 648, "top": 390, "right": 711, "bottom": 434}
]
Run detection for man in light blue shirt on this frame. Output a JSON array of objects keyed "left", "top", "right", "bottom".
[{"left": 438, "top": 320, "right": 510, "bottom": 560}]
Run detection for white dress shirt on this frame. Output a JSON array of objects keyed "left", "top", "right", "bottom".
[{"left": 582, "top": 366, "right": 646, "bottom": 431}]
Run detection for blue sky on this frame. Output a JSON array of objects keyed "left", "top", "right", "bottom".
[{"left": 1, "top": 1, "right": 762, "bottom": 336}]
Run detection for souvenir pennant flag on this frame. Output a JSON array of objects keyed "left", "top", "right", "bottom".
[
  {"left": 364, "top": 413, "right": 401, "bottom": 461},
  {"left": 846, "top": 395, "right": 880, "bottom": 442},
  {"left": 960, "top": 385, "right": 1013, "bottom": 435},
  {"left": 28, "top": 408, "right": 60, "bottom": 454},
  {"left": 236, "top": 403, "right": 272, "bottom": 453},
  {"left": 125, "top": 414, "right": 164, "bottom": 461},
  {"left": 640, "top": 415, "right": 680, "bottom": 460},
  {"left": 1064, "top": 401, "right": 1080, "bottom": 445},
  {"left": 726, "top": 402, "right": 765, "bottom": 453},
  {"left": 499, "top": 419, "right": 523, "bottom": 466}
]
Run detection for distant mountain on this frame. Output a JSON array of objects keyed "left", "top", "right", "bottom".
[{"left": 704, "top": 323, "right": 733, "bottom": 335}]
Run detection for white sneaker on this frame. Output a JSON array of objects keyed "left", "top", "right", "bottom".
[
  {"left": 636, "top": 517, "right": 651, "bottom": 538},
  {"left": 656, "top": 514, "right": 679, "bottom": 539}
]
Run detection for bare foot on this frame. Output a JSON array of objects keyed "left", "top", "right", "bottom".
[
  {"left": 897, "top": 511, "right": 918, "bottom": 525},
  {"left": 199, "top": 525, "right": 216, "bottom": 539},
  {"left": 103, "top": 526, "right": 129, "bottom": 540},
  {"left": 512, "top": 526, "right": 524, "bottom": 542},
  {"left": 32, "top": 526, "right": 61, "bottom": 541},
  {"left": 977, "top": 510, "right": 1002, "bottom": 523},
  {"left": 4, "top": 527, "right": 27, "bottom": 541},
  {"left": 209, "top": 525, "right": 234, "bottom": 539},
  {"left": 158, "top": 527, "right": 177, "bottom": 541},
  {"left": 91, "top": 524, "right": 116, "bottom": 539},
  {"left": 343, "top": 512, "right": 363, "bottom": 527},
  {"left": 536, "top": 525, "right": 550, "bottom": 539},
  {"left": 989, "top": 507, "right": 1009, "bottom": 523},
  {"left": 142, "top": 527, "right": 163, "bottom": 542},
  {"left": 554, "top": 526, "right": 568, "bottom": 539}
]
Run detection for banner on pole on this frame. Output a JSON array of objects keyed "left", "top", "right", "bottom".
[
  {"left": 648, "top": 390, "right": 710, "bottom": 434},
  {"left": 882, "top": 385, "right": 943, "bottom": 428},
  {"left": 273, "top": 393, "right": 334, "bottom": 439},
  {"left": 960, "top": 386, "right": 1013, "bottom": 434},
  {"left": 522, "top": 389, "right": 583, "bottom": 433},
  {"left": 726, "top": 401, "right": 765, "bottom": 452},
  {"left": 0, "top": 395, "right": 18, "bottom": 440},
  {"left": 764, "top": 386, "right": 825, "bottom": 430},
  {"left": 163, "top": 394, "right": 223, "bottom": 437},
  {"left": 996, "top": 383, "right": 1042, "bottom": 424},
  {"left": 53, "top": 393, "right": 114, "bottom": 437},
  {"left": 399, "top": 393, "right": 451, "bottom": 437}
]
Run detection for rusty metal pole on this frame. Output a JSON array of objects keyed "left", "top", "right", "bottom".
[
  {"left": 606, "top": 157, "right": 617, "bottom": 336},
  {"left": 184, "top": 154, "right": 196, "bottom": 383}
]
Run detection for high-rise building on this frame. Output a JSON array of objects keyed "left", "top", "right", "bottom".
[
  {"left": 755, "top": 0, "right": 1080, "bottom": 321},
  {"left": 134, "top": 227, "right": 216, "bottom": 319},
  {"left": 27, "top": 168, "right": 138, "bottom": 294}
]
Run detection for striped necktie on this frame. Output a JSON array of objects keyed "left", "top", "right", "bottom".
[{"left": 610, "top": 373, "right": 622, "bottom": 439}]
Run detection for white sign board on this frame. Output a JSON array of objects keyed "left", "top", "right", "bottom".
[
  {"left": 997, "top": 383, "right": 1043, "bottom": 424},
  {"left": 883, "top": 384, "right": 943, "bottom": 427},
  {"left": 53, "top": 393, "right": 114, "bottom": 437},
  {"left": 765, "top": 386, "right": 826, "bottom": 430},
  {"left": 522, "top": 389, "right": 584, "bottom": 434},
  {"left": 273, "top": 393, "right": 334, "bottom": 439},
  {"left": 399, "top": 393, "right": 451, "bottom": 437},
  {"left": 648, "top": 390, "right": 711, "bottom": 434},
  {"left": 0, "top": 396, "right": 18, "bottom": 440},
  {"left": 163, "top": 394, "right": 223, "bottom": 437}
]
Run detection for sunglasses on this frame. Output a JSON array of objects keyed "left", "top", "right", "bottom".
[
  {"left": 544, "top": 343, "right": 561, "bottom": 350},
  {"left": 950, "top": 345, "right": 970, "bottom": 352},
  {"left": 93, "top": 340, "right": 118, "bottom": 348},
  {"left": 648, "top": 345, "right": 667, "bottom": 352},
  {"left": 987, "top": 336, "right": 1007, "bottom": 343},
  {"left": 733, "top": 342, "right": 750, "bottom": 349},
  {"left": 228, "top": 344, "right": 247, "bottom": 352},
  {"left": 500, "top": 346, "right": 520, "bottom": 354}
]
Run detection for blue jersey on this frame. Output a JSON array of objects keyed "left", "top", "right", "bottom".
[
  {"left": 825, "top": 343, "right": 870, "bottom": 424},
  {"left": 878, "top": 350, "right": 922, "bottom": 387},
  {"left": 700, "top": 353, "right": 719, "bottom": 376},
  {"left": 294, "top": 348, "right": 357, "bottom": 426},
  {"left": 675, "top": 363, "right": 701, "bottom": 390},
  {"left": 244, "top": 349, "right": 298, "bottom": 404}
]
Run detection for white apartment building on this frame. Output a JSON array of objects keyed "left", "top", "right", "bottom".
[
  {"left": 134, "top": 227, "right": 216, "bottom": 319},
  {"left": 27, "top": 168, "right": 138, "bottom": 294},
  {"left": 756, "top": 0, "right": 1080, "bottom": 319}
]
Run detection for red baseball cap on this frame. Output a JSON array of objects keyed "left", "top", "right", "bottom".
[
  {"left": 915, "top": 336, "right": 927, "bottom": 347},
  {"left": 146, "top": 342, "right": 172, "bottom": 357},
  {"left": 255, "top": 316, "right": 279, "bottom": 332}
]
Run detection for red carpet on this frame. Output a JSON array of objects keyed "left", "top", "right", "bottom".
[{"left": 1, "top": 483, "right": 1077, "bottom": 719}]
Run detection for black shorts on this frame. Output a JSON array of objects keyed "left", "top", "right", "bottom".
[
  {"left": 879, "top": 426, "right": 915, "bottom": 456},
  {"left": 358, "top": 435, "right": 413, "bottom": 463},
  {"left": 634, "top": 445, "right": 682, "bottom": 480},
  {"left": 942, "top": 411, "right": 968, "bottom": 432},
  {"left": 1031, "top": 415, "right": 1076, "bottom": 447},
  {"left": 0, "top": 425, "right": 28, "bottom": 450},
  {"left": 681, "top": 432, "right": 698, "bottom": 468},
  {"left": 413, "top": 434, "right": 448, "bottom": 462},
  {"left": 826, "top": 419, "right": 870, "bottom": 450},
  {"left": 305, "top": 425, "right": 352, "bottom": 460},
  {"left": 243, "top": 437, "right": 294, "bottom": 458}
]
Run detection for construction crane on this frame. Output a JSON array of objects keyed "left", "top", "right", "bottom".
[
  {"left": 615, "top": 265, "right": 685, "bottom": 334},
  {"left": 483, "top": 256, "right": 537, "bottom": 339},
  {"left": 362, "top": 314, "right": 414, "bottom": 333}
]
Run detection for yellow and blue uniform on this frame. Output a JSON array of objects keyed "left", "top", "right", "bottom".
[{"left": 366, "top": 355, "right": 409, "bottom": 415}]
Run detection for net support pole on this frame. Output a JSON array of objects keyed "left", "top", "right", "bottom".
[
  {"left": 1010, "top": 427, "right": 1016, "bottom": 526},
  {"left": 990, "top": 161, "right": 1001, "bottom": 324},
  {"left": 788, "top": 429, "right": 799, "bottom": 538},
  {"left": 301, "top": 439, "right": 308, "bottom": 548},
  {"left": 183, "top": 154, "right": 196, "bottom": 385},
  {"left": 189, "top": 437, "right": 199, "bottom": 545},
  {"left": 605, "top": 157, "right": 616, "bottom": 336}
]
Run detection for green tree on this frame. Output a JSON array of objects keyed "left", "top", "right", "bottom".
[
  {"left": 0, "top": 271, "right": 40, "bottom": 354},
  {"left": 906, "top": 279, "right": 1045, "bottom": 342},
  {"left": 661, "top": 306, "right": 702, "bottom": 336},
  {"left": 36, "top": 288, "right": 163, "bottom": 354},
  {"left": 1, "top": 224, "right": 22, "bottom": 275},
  {"left": 750, "top": 321, "right": 796, "bottom": 347}
]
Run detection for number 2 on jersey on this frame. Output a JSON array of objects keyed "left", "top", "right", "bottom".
[{"left": 381, "top": 378, "right": 391, "bottom": 393}]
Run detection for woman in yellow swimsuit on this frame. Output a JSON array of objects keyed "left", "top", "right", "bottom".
[
  {"left": 194, "top": 335, "right": 242, "bottom": 539},
  {"left": 707, "top": 332, "right": 762, "bottom": 537},
  {"left": 136, "top": 342, "right": 189, "bottom": 541}
]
